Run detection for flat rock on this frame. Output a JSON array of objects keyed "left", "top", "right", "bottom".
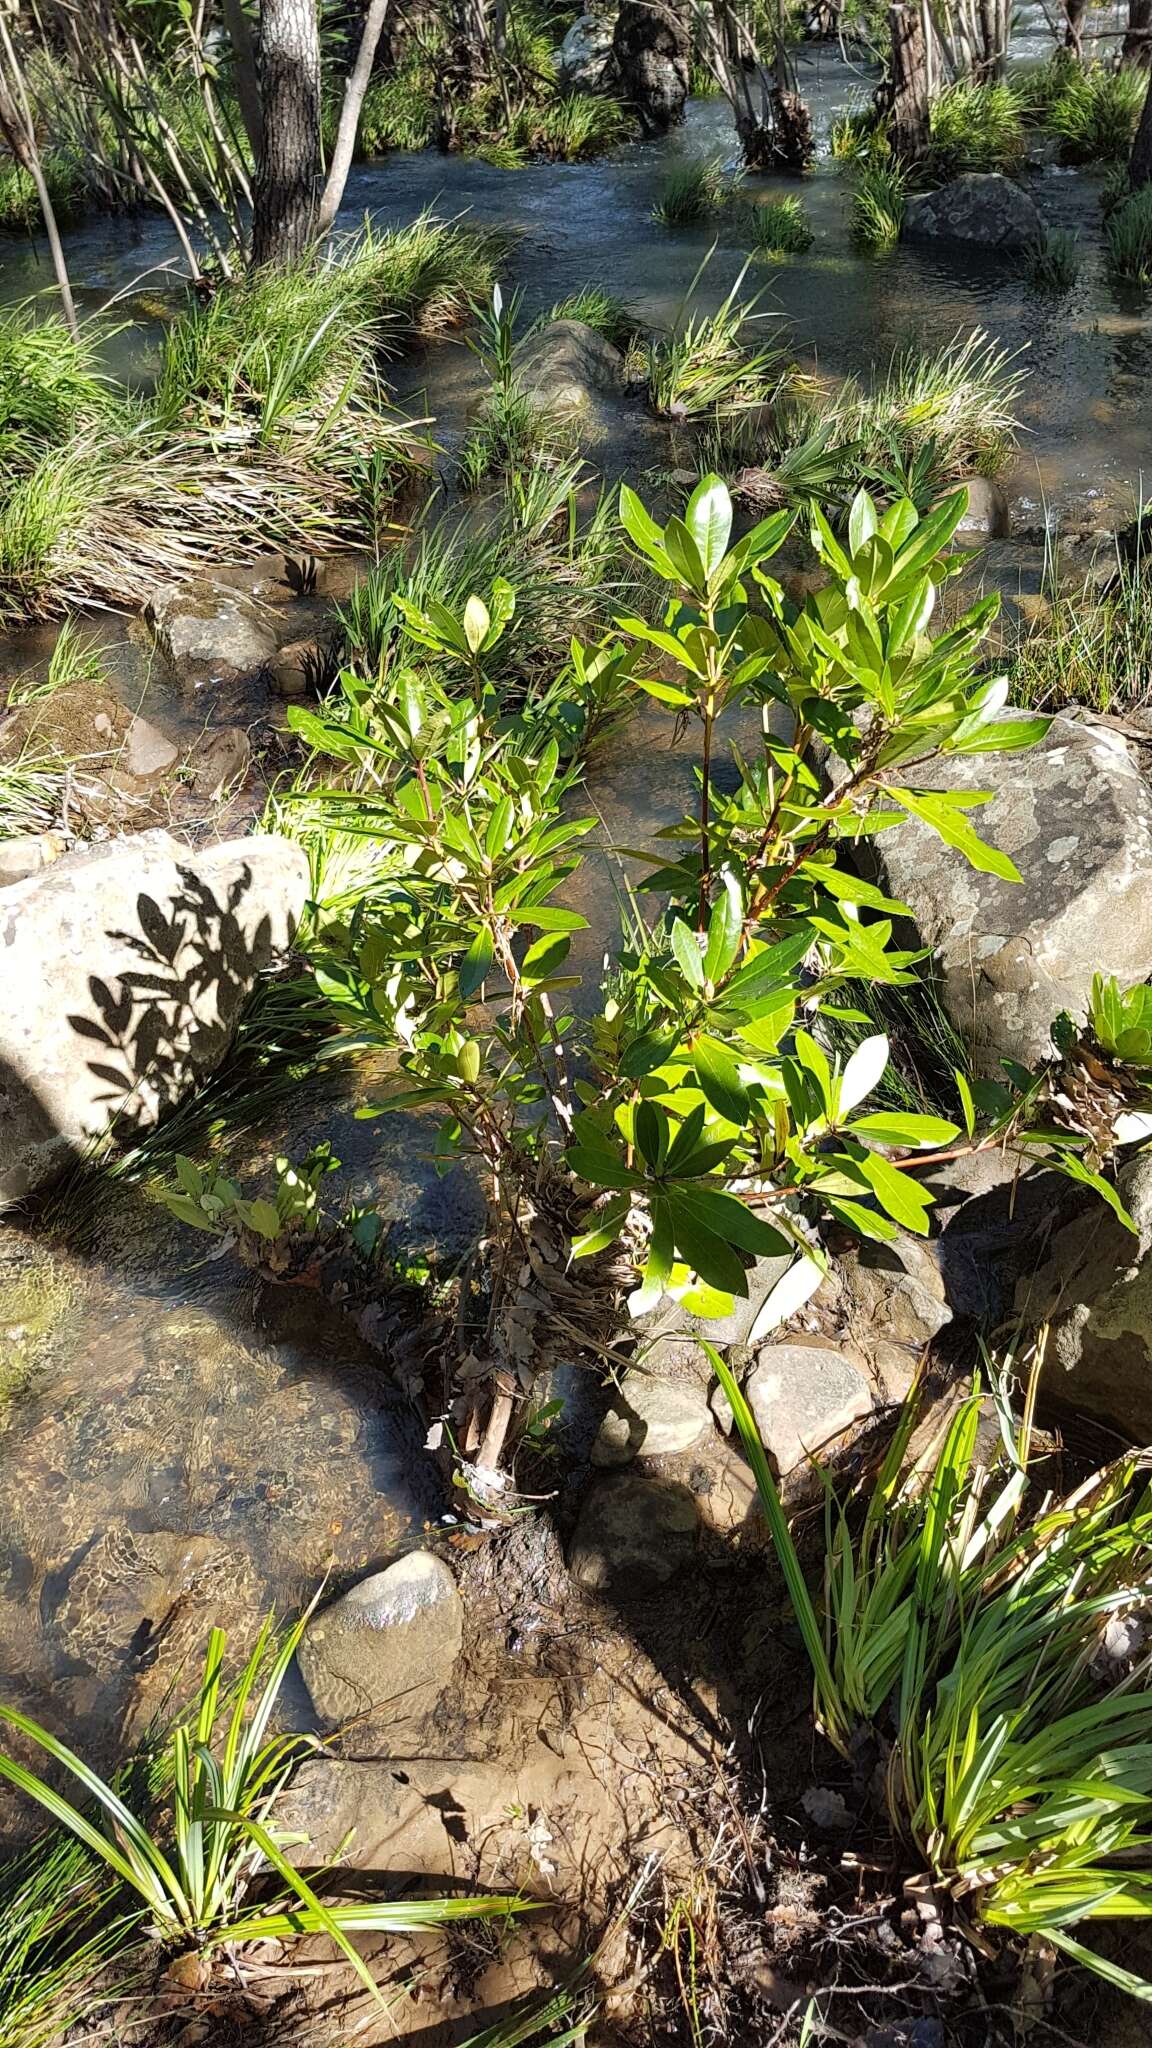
[
  {"left": 904, "top": 173, "right": 1043, "bottom": 251},
  {"left": 514, "top": 319, "right": 625, "bottom": 424},
  {"left": 123, "top": 714, "right": 178, "bottom": 783},
  {"left": 591, "top": 1371, "right": 710, "bottom": 1465},
  {"left": 151, "top": 587, "right": 277, "bottom": 674},
  {"left": 868, "top": 713, "right": 1152, "bottom": 1072},
  {"left": 297, "top": 1552, "right": 463, "bottom": 1730},
  {"left": 745, "top": 1343, "right": 873, "bottom": 1474},
  {"left": 569, "top": 1474, "right": 698, "bottom": 1591},
  {"left": 0, "top": 830, "right": 308, "bottom": 1206}
]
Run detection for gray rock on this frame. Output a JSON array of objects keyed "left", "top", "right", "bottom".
[
  {"left": 297, "top": 1552, "right": 463, "bottom": 1730},
  {"left": 151, "top": 587, "right": 277, "bottom": 674},
  {"left": 745, "top": 1343, "right": 873, "bottom": 1474},
  {"left": 268, "top": 639, "right": 324, "bottom": 698},
  {"left": 0, "top": 832, "right": 65, "bottom": 887},
  {"left": 123, "top": 714, "right": 178, "bottom": 783},
  {"left": 834, "top": 1235, "right": 951, "bottom": 1397},
  {"left": 1015, "top": 1153, "right": 1152, "bottom": 1438},
  {"left": 869, "top": 713, "right": 1152, "bottom": 1072},
  {"left": 955, "top": 476, "right": 1010, "bottom": 541},
  {"left": 591, "top": 1371, "right": 710, "bottom": 1465},
  {"left": 514, "top": 320, "right": 626, "bottom": 427},
  {"left": 557, "top": 10, "right": 618, "bottom": 91},
  {"left": 569, "top": 1474, "right": 698, "bottom": 1590},
  {"left": 640, "top": 1249, "right": 795, "bottom": 1351},
  {"left": 903, "top": 173, "right": 1044, "bottom": 251},
  {"left": 0, "top": 830, "right": 308, "bottom": 1206},
  {"left": 613, "top": 0, "right": 689, "bottom": 133}
]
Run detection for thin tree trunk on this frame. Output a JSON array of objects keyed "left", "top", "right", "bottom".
[
  {"left": 1124, "top": 0, "right": 1152, "bottom": 68},
  {"left": 251, "top": 0, "right": 322, "bottom": 267},
  {"left": 888, "top": 1, "right": 930, "bottom": 157},
  {"left": 222, "top": 0, "right": 265, "bottom": 156},
  {"left": 1132, "top": 60, "right": 1152, "bottom": 183},
  {"left": 1064, "top": 0, "right": 1087, "bottom": 55},
  {"left": 0, "top": 25, "right": 78, "bottom": 334},
  {"left": 316, "top": 0, "right": 391, "bottom": 236}
]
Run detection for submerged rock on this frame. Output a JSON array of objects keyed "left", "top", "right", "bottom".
[
  {"left": 955, "top": 475, "right": 1010, "bottom": 541},
  {"left": 742, "top": 1342, "right": 873, "bottom": 1475},
  {"left": 1016, "top": 1152, "right": 1152, "bottom": 1437},
  {"left": 868, "top": 713, "right": 1152, "bottom": 1072},
  {"left": 0, "top": 829, "right": 308, "bottom": 1205},
  {"left": 903, "top": 173, "right": 1044, "bottom": 250},
  {"left": 569, "top": 1473, "right": 698, "bottom": 1589},
  {"left": 149, "top": 586, "right": 277, "bottom": 676},
  {"left": 591, "top": 1371, "right": 710, "bottom": 1465},
  {"left": 514, "top": 319, "right": 626, "bottom": 426},
  {"left": 297, "top": 1552, "right": 463, "bottom": 1730}
]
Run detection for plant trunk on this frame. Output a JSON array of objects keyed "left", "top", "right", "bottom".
[
  {"left": 888, "top": 1, "right": 930, "bottom": 157},
  {"left": 0, "top": 30, "right": 78, "bottom": 334},
  {"left": 1124, "top": 0, "right": 1152, "bottom": 67},
  {"left": 251, "top": 0, "right": 322, "bottom": 267},
  {"left": 316, "top": 0, "right": 392, "bottom": 236},
  {"left": 1063, "top": 0, "right": 1087, "bottom": 54},
  {"left": 222, "top": 0, "right": 265, "bottom": 156},
  {"left": 1133, "top": 60, "right": 1152, "bottom": 182}
]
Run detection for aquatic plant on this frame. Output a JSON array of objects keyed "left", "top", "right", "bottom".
[
  {"left": 712, "top": 1336, "right": 1152, "bottom": 2001},
  {"left": 1009, "top": 539, "right": 1152, "bottom": 712},
  {"left": 1107, "top": 185, "right": 1152, "bottom": 283},
  {"left": 837, "top": 328, "right": 1025, "bottom": 480},
  {"left": 1025, "top": 225, "right": 1080, "bottom": 292},
  {"left": 849, "top": 158, "right": 906, "bottom": 249},
  {"left": 1046, "top": 61, "right": 1145, "bottom": 165},
  {"left": 922, "top": 78, "right": 1025, "bottom": 182},
  {"left": 652, "top": 155, "right": 733, "bottom": 226},
  {"left": 535, "top": 286, "right": 640, "bottom": 349},
  {"left": 0, "top": 1610, "right": 528, "bottom": 2003},
  {"left": 829, "top": 103, "right": 882, "bottom": 161},
  {"left": 0, "top": 1828, "right": 128, "bottom": 2048},
  {"left": 643, "top": 253, "right": 783, "bottom": 419},
  {"left": 519, "top": 91, "right": 629, "bottom": 161},
  {"left": 740, "top": 193, "right": 814, "bottom": 254}
]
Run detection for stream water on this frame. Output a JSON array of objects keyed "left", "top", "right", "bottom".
[{"left": 1, "top": 52, "right": 1151, "bottom": 1781}]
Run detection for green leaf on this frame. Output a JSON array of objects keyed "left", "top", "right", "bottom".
[
  {"left": 459, "top": 927, "right": 495, "bottom": 999},
  {"left": 672, "top": 915, "right": 707, "bottom": 989},
  {"left": 662, "top": 515, "right": 707, "bottom": 592},
  {"left": 665, "top": 1192, "right": 748, "bottom": 1295},
  {"left": 850, "top": 1111, "right": 960, "bottom": 1147},
  {"left": 630, "top": 1197, "right": 675, "bottom": 1316},
  {"left": 238, "top": 1198, "right": 282, "bottom": 1241},
  {"left": 463, "top": 594, "right": 490, "bottom": 655},
  {"left": 692, "top": 1035, "right": 749, "bottom": 1123},
  {"left": 567, "top": 1145, "right": 642, "bottom": 1192},
  {"left": 848, "top": 486, "right": 878, "bottom": 557},
  {"left": 484, "top": 795, "right": 514, "bottom": 859},
  {"left": 672, "top": 1183, "right": 789, "bottom": 1259},
  {"left": 955, "top": 1068, "right": 976, "bottom": 1139},
  {"left": 885, "top": 785, "right": 1021, "bottom": 883},
  {"left": 619, "top": 484, "right": 675, "bottom": 575},
  {"left": 947, "top": 715, "right": 1053, "bottom": 756},
  {"left": 703, "top": 870, "right": 743, "bottom": 985},
  {"left": 506, "top": 906, "right": 588, "bottom": 932},
  {"left": 571, "top": 1193, "right": 631, "bottom": 1258},
  {"left": 1049, "top": 1153, "right": 1137, "bottom": 1233},
  {"left": 858, "top": 1151, "right": 934, "bottom": 1234},
  {"left": 685, "top": 474, "right": 733, "bottom": 581}
]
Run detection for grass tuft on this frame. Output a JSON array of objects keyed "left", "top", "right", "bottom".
[
  {"left": 923, "top": 78, "right": 1025, "bottom": 181},
  {"left": 739, "top": 193, "right": 814, "bottom": 255},
  {"left": 652, "top": 155, "right": 733, "bottom": 226},
  {"left": 850, "top": 159, "right": 906, "bottom": 249},
  {"left": 1046, "top": 60, "right": 1145, "bottom": 164},
  {"left": 1025, "top": 226, "right": 1079, "bottom": 292},
  {"left": 1107, "top": 185, "right": 1152, "bottom": 284},
  {"left": 535, "top": 286, "right": 639, "bottom": 350}
]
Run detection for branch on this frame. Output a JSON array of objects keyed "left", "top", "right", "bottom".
[{"left": 317, "top": 0, "right": 392, "bottom": 238}]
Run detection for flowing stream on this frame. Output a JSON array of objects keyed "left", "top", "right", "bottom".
[{"left": 1, "top": 53, "right": 1150, "bottom": 1780}]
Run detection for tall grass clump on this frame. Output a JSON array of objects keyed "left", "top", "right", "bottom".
[
  {"left": 534, "top": 286, "right": 639, "bottom": 349},
  {"left": 713, "top": 1340, "right": 1152, "bottom": 2001},
  {"left": 0, "top": 305, "right": 111, "bottom": 445},
  {"left": 0, "top": 1830, "right": 127, "bottom": 2048},
  {"left": 641, "top": 250, "right": 783, "bottom": 419},
  {"left": 829, "top": 104, "right": 882, "bottom": 160},
  {"left": 518, "top": 92, "right": 628, "bottom": 161},
  {"left": 357, "top": 67, "right": 438, "bottom": 154},
  {"left": 1107, "top": 186, "right": 1152, "bottom": 283},
  {"left": 923, "top": 78, "right": 1025, "bottom": 181},
  {"left": 0, "top": 1609, "right": 528, "bottom": 2007},
  {"left": 838, "top": 328, "right": 1025, "bottom": 479},
  {"left": 1047, "top": 62, "right": 1145, "bottom": 164},
  {"left": 1026, "top": 226, "right": 1080, "bottom": 291},
  {"left": 741, "top": 194, "right": 814, "bottom": 254},
  {"left": 0, "top": 152, "right": 85, "bottom": 236},
  {"left": 850, "top": 159, "right": 906, "bottom": 249},
  {"left": 653, "top": 155, "right": 732, "bottom": 225},
  {"left": 1010, "top": 539, "right": 1152, "bottom": 712}
]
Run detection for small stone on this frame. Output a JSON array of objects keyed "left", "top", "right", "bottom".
[
  {"left": 189, "top": 726, "right": 252, "bottom": 799},
  {"left": 569, "top": 1475, "right": 698, "bottom": 1591},
  {"left": 297, "top": 1552, "right": 462, "bottom": 1730},
  {"left": 801, "top": 1786, "right": 852, "bottom": 1831},
  {"left": 0, "top": 833, "right": 65, "bottom": 887},
  {"left": 691, "top": 1438, "right": 764, "bottom": 1542},
  {"left": 954, "top": 476, "right": 1009, "bottom": 541},
  {"left": 269, "top": 639, "right": 322, "bottom": 698},
  {"left": 123, "top": 714, "right": 179, "bottom": 783},
  {"left": 746, "top": 1343, "right": 872, "bottom": 1475},
  {"left": 591, "top": 1373, "right": 709, "bottom": 1466}
]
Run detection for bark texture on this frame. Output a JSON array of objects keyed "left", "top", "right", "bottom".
[
  {"left": 252, "top": 0, "right": 322, "bottom": 266},
  {"left": 1124, "top": 0, "right": 1152, "bottom": 68},
  {"left": 613, "top": 0, "right": 689, "bottom": 134},
  {"left": 888, "top": 2, "right": 930, "bottom": 159},
  {"left": 1133, "top": 61, "right": 1152, "bottom": 183}
]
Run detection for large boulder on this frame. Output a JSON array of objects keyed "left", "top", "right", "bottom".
[
  {"left": 557, "top": 10, "right": 618, "bottom": 91},
  {"left": 903, "top": 173, "right": 1044, "bottom": 251},
  {"left": 1016, "top": 1153, "right": 1152, "bottom": 1438},
  {"left": 514, "top": 318, "right": 626, "bottom": 428},
  {"left": 613, "top": 0, "right": 688, "bottom": 133},
  {"left": 871, "top": 714, "right": 1152, "bottom": 1073},
  {"left": 0, "top": 830, "right": 308, "bottom": 1205}
]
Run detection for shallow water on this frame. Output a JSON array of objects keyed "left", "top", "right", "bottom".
[{"left": 1, "top": 48, "right": 1150, "bottom": 1755}]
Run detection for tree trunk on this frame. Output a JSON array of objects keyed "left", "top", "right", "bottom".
[
  {"left": 317, "top": 0, "right": 391, "bottom": 234},
  {"left": 1063, "top": 0, "right": 1087, "bottom": 55},
  {"left": 1124, "top": 0, "right": 1152, "bottom": 68},
  {"left": 888, "top": 2, "right": 930, "bottom": 158},
  {"left": 222, "top": 0, "right": 264, "bottom": 156},
  {"left": 1132, "top": 61, "right": 1152, "bottom": 183},
  {"left": 0, "top": 28, "right": 78, "bottom": 333},
  {"left": 613, "top": 0, "right": 690, "bottom": 135},
  {"left": 251, "top": 0, "right": 322, "bottom": 267}
]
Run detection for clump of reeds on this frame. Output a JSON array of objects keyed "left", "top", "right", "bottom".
[{"left": 652, "top": 155, "right": 733, "bottom": 226}]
